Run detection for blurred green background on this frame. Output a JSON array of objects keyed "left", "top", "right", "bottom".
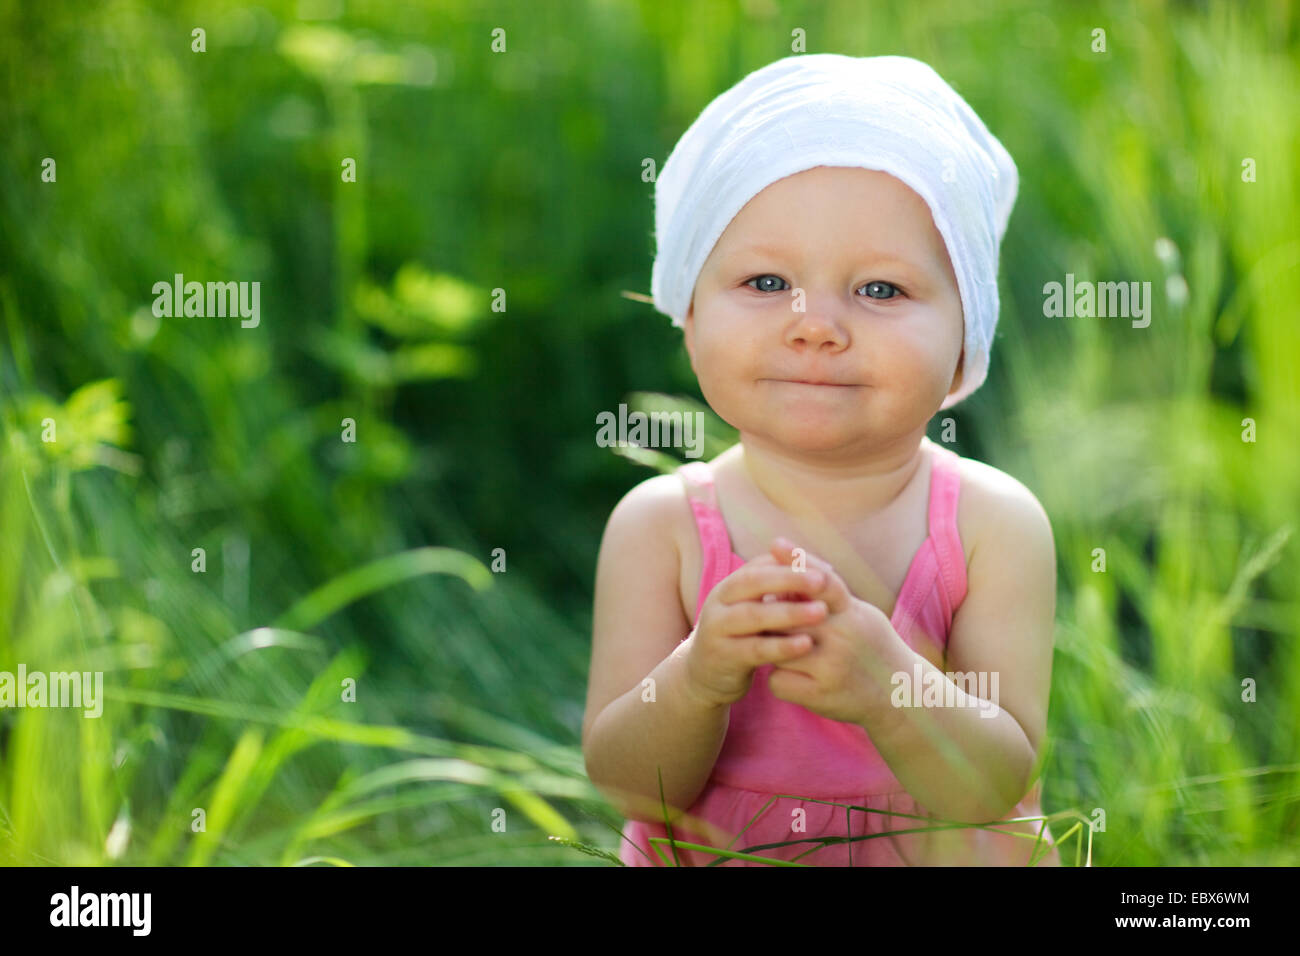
[{"left": 1, "top": 0, "right": 1297, "bottom": 865}]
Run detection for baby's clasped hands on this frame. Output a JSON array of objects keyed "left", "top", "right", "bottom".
[
  {"left": 678, "top": 551, "right": 827, "bottom": 710},
  {"left": 761, "top": 537, "right": 901, "bottom": 726},
  {"left": 679, "top": 536, "right": 903, "bottom": 727}
]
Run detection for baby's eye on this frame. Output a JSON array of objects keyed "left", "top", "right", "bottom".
[
  {"left": 859, "top": 280, "right": 902, "bottom": 300},
  {"left": 745, "top": 274, "right": 789, "bottom": 293}
]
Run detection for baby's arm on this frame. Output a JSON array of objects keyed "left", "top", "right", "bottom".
[
  {"left": 581, "top": 475, "right": 729, "bottom": 823},
  {"left": 867, "top": 474, "right": 1057, "bottom": 822}
]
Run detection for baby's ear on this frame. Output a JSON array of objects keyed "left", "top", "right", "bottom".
[{"left": 947, "top": 349, "right": 964, "bottom": 396}]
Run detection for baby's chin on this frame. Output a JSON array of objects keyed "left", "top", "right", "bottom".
[{"left": 747, "top": 416, "right": 882, "bottom": 457}]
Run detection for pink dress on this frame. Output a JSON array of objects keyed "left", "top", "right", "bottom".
[{"left": 619, "top": 442, "right": 1061, "bottom": 866}]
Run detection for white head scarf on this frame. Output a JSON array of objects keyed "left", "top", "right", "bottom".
[{"left": 650, "top": 53, "right": 1018, "bottom": 409}]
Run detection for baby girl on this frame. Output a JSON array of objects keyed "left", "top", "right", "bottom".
[{"left": 583, "top": 54, "right": 1060, "bottom": 866}]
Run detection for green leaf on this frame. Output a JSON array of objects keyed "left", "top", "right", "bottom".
[
  {"left": 185, "top": 728, "right": 263, "bottom": 867},
  {"left": 391, "top": 342, "right": 477, "bottom": 380},
  {"left": 274, "top": 546, "right": 492, "bottom": 632},
  {"left": 392, "top": 264, "right": 484, "bottom": 335},
  {"left": 353, "top": 264, "right": 487, "bottom": 339},
  {"left": 279, "top": 26, "right": 437, "bottom": 88}
]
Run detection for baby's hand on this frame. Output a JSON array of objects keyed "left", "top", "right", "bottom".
[
  {"left": 761, "top": 537, "right": 900, "bottom": 726},
  {"left": 680, "top": 553, "right": 827, "bottom": 709}
]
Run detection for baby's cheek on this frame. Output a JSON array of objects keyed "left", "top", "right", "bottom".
[{"left": 880, "top": 340, "right": 948, "bottom": 392}]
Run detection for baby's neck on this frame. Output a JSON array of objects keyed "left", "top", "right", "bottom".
[{"left": 724, "top": 433, "right": 929, "bottom": 524}]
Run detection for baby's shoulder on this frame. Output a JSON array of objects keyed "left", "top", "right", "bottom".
[
  {"left": 601, "top": 469, "right": 701, "bottom": 626},
  {"left": 602, "top": 469, "right": 696, "bottom": 564},
  {"left": 948, "top": 451, "right": 1054, "bottom": 569}
]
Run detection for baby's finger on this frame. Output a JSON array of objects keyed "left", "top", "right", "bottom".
[
  {"left": 770, "top": 536, "right": 831, "bottom": 570},
  {"left": 718, "top": 596, "right": 828, "bottom": 636},
  {"left": 769, "top": 538, "right": 851, "bottom": 613},
  {"left": 716, "top": 565, "right": 827, "bottom": 605},
  {"left": 735, "top": 633, "right": 814, "bottom": 666}
]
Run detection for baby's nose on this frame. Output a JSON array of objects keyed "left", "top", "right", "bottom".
[{"left": 786, "top": 308, "right": 849, "bottom": 350}]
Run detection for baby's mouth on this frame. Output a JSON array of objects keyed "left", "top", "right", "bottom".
[{"left": 766, "top": 378, "right": 861, "bottom": 387}]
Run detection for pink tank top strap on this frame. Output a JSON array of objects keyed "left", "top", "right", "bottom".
[
  {"left": 925, "top": 443, "right": 969, "bottom": 614},
  {"left": 677, "top": 460, "right": 735, "bottom": 623}
]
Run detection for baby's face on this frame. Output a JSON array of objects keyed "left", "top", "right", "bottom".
[{"left": 685, "top": 166, "right": 964, "bottom": 455}]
